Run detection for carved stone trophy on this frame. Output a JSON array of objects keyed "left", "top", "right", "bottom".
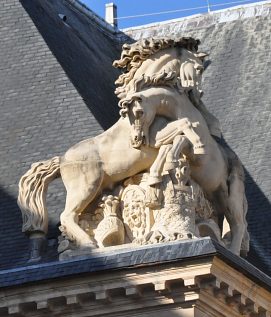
[{"left": 18, "top": 37, "right": 249, "bottom": 262}]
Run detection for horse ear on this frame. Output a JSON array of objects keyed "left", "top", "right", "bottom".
[{"left": 195, "top": 52, "right": 209, "bottom": 61}]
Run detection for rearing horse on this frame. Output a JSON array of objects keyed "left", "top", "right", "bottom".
[
  {"left": 17, "top": 37, "right": 212, "bottom": 256},
  {"left": 122, "top": 79, "right": 249, "bottom": 256},
  {"left": 17, "top": 37, "right": 248, "bottom": 258}
]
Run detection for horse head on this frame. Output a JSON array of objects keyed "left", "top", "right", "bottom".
[
  {"left": 113, "top": 37, "right": 207, "bottom": 103},
  {"left": 119, "top": 90, "right": 158, "bottom": 149}
]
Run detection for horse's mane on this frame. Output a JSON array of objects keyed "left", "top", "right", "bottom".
[
  {"left": 132, "top": 71, "right": 180, "bottom": 93},
  {"left": 118, "top": 71, "right": 181, "bottom": 117},
  {"left": 113, "top": 37, "right": 200, "bottom": 90}
]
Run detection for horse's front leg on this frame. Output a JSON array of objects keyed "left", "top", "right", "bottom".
[
  {"left": 154, "top": 119, "right": 206, "bottom": 155},
  {"left": 148, "top": 144, "right": 172, "bottom": 186},
  {"left": 164, "top": 135, "right": 189, "bottom": 171},
  {"left": 178, "top": 118, "right": 206, "bottom": 154}
]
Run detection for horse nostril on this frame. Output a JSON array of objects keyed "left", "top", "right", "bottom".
[{"left": 135, "top": 110, "right": 144, "bottom": 119}]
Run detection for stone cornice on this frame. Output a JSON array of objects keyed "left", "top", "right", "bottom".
[
  {"left": 0, "top": 238, "right": 270, "bottom": 291},
  {"left": 1, "top": 254, "right": 271, "bottom": 316},
  {"left": 0, "top": 239, "right": 271, "bottom": 316}
]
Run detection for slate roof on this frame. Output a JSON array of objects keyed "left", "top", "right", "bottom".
[{"left": 0, "top": 0, "right": 271, "bottom": 278}]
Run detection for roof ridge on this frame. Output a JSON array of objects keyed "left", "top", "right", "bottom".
[
  {"left": 122, "top": 0, "right": 271, "bottom": 32},
  {"left": 64, "top": 0, "right": 118, "bottom": 34}
]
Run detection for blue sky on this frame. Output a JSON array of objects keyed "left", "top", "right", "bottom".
[{"left": 80, "top": 0, "right": 265, "bottom": 28}]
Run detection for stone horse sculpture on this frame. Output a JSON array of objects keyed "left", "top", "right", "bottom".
[
  {"left": 18, "top": 37, "right": 249, "bottom": 259},
  {"left": 17, "top": 37, "right": 205, "bottom": 249}
]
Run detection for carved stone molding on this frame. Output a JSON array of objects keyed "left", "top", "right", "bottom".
[{"left": 1, "top": 245, "right": 270, "bottom": 317}]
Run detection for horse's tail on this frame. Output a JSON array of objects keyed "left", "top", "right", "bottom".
[{"left": 18, "top": 156, "right": 60, "bottom": 235}]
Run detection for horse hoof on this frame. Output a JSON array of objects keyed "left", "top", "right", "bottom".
[
  {"left": 240, "top": 249, "right": 249, "bottom": 258},
  {"left": 80, "top": 242, "right": 97, "bottom": 250},
  {"left": 228, "top": 246, "right": 240, "bottom": 256},
  {"left": 147, "top": 175, "right": 162, "bottom": 186},
  {"left": 28, "top": 256, "right": 42, "bottom": 263},
  {"left": 193, "top": 146, "right": 206, "bottom": 155}
]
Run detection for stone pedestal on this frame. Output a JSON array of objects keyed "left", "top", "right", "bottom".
[{"left": 0, "top": 238, "right": 270, "bottom": 316}]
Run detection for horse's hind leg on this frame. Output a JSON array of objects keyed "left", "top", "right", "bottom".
[
  {"left": 211, "top": 182, "right": 246, "bottom": 256},
  {"left": 60, "top": 162, "right": 104, "bottom": 247},
  {"left": 227, "top": 177, "right": 248, "bottom": 256}
]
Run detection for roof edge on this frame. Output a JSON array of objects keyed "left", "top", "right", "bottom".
[
  {"left": 0, "top": 238, "right": 271, "bottom": 291},
  {"left": 121, "top": 0, "right": 271, "bottom": 36},
  {"left": 64, "top": 0, "right": 118, "bottom": 34}
]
